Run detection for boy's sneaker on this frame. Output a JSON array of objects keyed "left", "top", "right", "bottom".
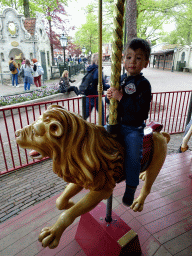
[
  {"left": 16, "top": 85, "right": 20, "bottom": 87},
  {"left": 122, "top": 185, "right": 136, "bottom": 207}
]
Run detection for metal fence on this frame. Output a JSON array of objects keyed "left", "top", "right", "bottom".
[
  {"left": 51, "top": 63, "right": 85, "bottom": 79},
  {"left": 1, "top": 90, "right": 192, "bottom": 175}
]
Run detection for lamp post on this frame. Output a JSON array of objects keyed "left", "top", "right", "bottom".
[
  {"left": 59, "top": 34, "right": 68, "bottom": 66},
  {"left": 82, "top": 47, "right": 86, "bottom": 74},
  {"left": 89, "top": 51, "right": 92, "bottom": 64},
  {"left": 82, "top": 46, "right": 86, "bottom": 56},
  {"left": 172, "top": 47, "right": 177, "bottom": 72}
]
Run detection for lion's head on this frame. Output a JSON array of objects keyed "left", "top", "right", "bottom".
[{"left": 15, "top": 105, "right": 124, "bottom": 191}]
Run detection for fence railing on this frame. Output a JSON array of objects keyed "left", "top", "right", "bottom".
[
  {"left": 51, "top": 63, "right": 85, "bottom": 78},
  {"left": 1, "top": 90, "right": 192, "bottom": 175}
]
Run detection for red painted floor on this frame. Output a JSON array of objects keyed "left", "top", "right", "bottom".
[{"left": 0, "top": 152, "right": 192, "bottom": 256}]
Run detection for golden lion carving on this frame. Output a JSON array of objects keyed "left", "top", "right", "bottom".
[{"left": 15, "top": 105, "right": 170, "bottom": 249}]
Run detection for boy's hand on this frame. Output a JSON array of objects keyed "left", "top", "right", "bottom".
[{"left": 107, "top": 88, "right": 123, "bottom": 102}]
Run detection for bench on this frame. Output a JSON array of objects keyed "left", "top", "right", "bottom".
[{"left": 183, "top": 67, "right": 192, "bottom": 72}]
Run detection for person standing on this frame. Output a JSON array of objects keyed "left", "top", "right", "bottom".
[
  {"left": 9, "top": 57, "right": 19, "bottom": 87},
  {"left": 20, "top": 59, "right": 33, "bottom": 91},
  {"left": 32, "top": 58, "right": 42, "bottom": 87},
  {"left": 21, "top": 57, "right": 26, "bottom": 65},
  {"left": 80, "top": 53, "right": 110, "bottom": 126}
]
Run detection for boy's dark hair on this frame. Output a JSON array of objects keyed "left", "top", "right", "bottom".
[
  {"left": 10, "top": 57, "right": 14, "bottom": 60},
  {"left": 124, "top": 38, "right": 151, "bottom": 60}
]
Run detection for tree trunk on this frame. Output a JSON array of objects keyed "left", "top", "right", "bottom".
[
  {"left": 23, "top": 0, "right": 30, "bottom": 18},
  {"left": 126, "top": 0, "right": 137, "bottom": 43}
]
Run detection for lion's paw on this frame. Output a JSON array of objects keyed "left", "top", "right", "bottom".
[
  {"left": 38, "top": 227, "right": 61, "bottom": 249},
  {"left": 139, "top": 172, "right": 146, "bottom": 181},
  {"left": 130, "top": 197, "right": 145, "bottom": 212}
]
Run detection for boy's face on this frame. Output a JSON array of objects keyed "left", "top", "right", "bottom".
[{"left": 124, "top": 48, "right": 149, "bottom": 76}]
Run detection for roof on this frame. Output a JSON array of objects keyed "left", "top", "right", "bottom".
[
  {"left": 24, "top": 18, "right": 36, "bottom": 36},
  {"left": 151, "top": 49, "right": 174, "bottom": 55}
]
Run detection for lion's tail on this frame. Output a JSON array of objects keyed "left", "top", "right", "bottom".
[{"left": 162, "top": 132, "right": 170, "bottom": 143}]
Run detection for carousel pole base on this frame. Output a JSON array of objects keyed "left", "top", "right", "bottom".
[{"left": 75, "top": 202, "right": 141, "bottom": 256}]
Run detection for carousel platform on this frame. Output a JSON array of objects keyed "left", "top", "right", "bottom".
[{"left": 0, "top": 151, "right": 192, "bottom": 256}]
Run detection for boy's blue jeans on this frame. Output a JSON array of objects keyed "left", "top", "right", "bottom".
[
  {"left": 85, "top": 97, "right": 105, "bottom": 126},
  {"left": 120, "top": 123, "right": 145, "bottom": 187},
  {"left": 12, "top": 73, "right": 18, "bottom": 86}
]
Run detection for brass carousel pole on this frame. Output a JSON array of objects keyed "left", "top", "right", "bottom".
[
  {"left": 105, "top": 0, "right": 125, "bottom": 223},
  {"left": 109, "top": 0, "right": 125, "bottom": 125},
  {"left": 98, "top": 0, "right": 103, "bottom": 126}
]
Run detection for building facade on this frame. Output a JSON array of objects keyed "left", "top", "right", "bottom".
[
  {"left": 0, "top": 7, "right": 52, "bottom": 81},
  {"left": 151, "top": 43, "right": 192, "bottom": 72}
]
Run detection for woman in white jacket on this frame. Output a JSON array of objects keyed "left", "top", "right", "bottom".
[{"left": 32, "top": 58, "right": 42, "bottom": 87}]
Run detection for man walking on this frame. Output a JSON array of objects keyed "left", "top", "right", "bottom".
[{"left": 9, "top": 57, "right": 19, "bottom": 87}]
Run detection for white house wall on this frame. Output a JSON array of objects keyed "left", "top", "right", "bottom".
[
  {"left": 175, "top": 46, "right": 192, "bottom": 70},
  {"left": 0, "top": 8, "right": 51, "bottom": 80}
]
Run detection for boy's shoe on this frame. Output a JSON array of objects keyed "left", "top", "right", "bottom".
[
  {"left": 16, "top": 85, "right": 20, "bottom": 87},
  {"left": 122, "top": 186, "right": 136, "bottom": 207}
]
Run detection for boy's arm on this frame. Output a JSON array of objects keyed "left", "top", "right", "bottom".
[{"left": 107, "top": 87, "right": 123, "bottom": 102}]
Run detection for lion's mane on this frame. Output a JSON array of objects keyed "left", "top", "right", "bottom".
[{"left": 45, "top": 105, "right": 124, "bottom": 191}]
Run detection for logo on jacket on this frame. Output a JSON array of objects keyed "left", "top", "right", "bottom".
[{"left": 124, "top": 83, "right": 136, "bottom": 94}]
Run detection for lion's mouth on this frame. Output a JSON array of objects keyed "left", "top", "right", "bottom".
[{"left": 29, "top": 150, "right": 43, "bottom": 160}]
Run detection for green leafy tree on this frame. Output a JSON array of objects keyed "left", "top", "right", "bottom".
[
  {"left": 103, "top": 0, "right": 189, "bottom": 45},
  {"left": 74, "top": 4, "right": 112, "bottom": 54},
  {"left": 160, "top": 1, "right": 192, "bottom": 45}
]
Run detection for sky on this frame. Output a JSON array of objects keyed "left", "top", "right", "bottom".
[{"left": 66, "top": 0, "right": 92, "bottom": 37}]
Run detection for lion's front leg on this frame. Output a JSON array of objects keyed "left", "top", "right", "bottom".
[
  {"left": 56, "top": 183, "right": 83, "bottom": 210},
  {"left": 131, "top": 132, "right": 168, "bottom": 212},
  {"left": 38, "top": 188, "right": 113, "bottom": 249}
]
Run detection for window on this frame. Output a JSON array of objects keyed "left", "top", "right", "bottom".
[
  {"left": 1, "top": 53, "right": 4, "bottom": 61},
  {"left": 181, "top": 52, "right": 185, "bottom": 63}
]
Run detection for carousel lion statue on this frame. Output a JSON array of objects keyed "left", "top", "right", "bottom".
[{"left": 15, "top": 105, "right": 170, "bottom": 249}]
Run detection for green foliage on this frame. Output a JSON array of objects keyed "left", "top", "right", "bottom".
[
  {"left": 160, "top": 1, "right": 192, "bottom": 45},
  {"left": 74, "top": 4, "right": 113, "bottom": 54},
  {"left": 0, "top": 86, "right": 58, "bottom": 106},
  {"left": 102, "top": 0, "right": 191, "bottom": 46},
  {"left": 0, "top": 0, "right": 68, "bottom": 18}
]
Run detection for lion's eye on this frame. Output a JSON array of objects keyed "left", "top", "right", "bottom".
[{"left": 43, "top": 116, "right": 50, "bottom": 123}]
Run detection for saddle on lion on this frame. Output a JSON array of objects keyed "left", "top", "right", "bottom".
[{"left": 15, "top": 105, "right": 170, "bottom": 249}]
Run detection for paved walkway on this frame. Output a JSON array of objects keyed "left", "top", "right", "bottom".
[
  {"left": 1, "top": 67, "right": 192, "bottom": 224},
  {"left": 0, "top": 72, "right": 84, "bottom": 97}
]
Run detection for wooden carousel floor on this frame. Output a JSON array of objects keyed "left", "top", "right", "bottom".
[{"left": 0, "top": 152, "right": 192, "bottom": 256}]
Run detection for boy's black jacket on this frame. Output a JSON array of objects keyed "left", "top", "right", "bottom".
[{"left": 117, "top": 73, "right": 152, "bottom": 127}]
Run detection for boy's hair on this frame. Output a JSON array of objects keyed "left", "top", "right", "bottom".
[{"left": 124, "top": 38, "right": 151, "bottom": 60}]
